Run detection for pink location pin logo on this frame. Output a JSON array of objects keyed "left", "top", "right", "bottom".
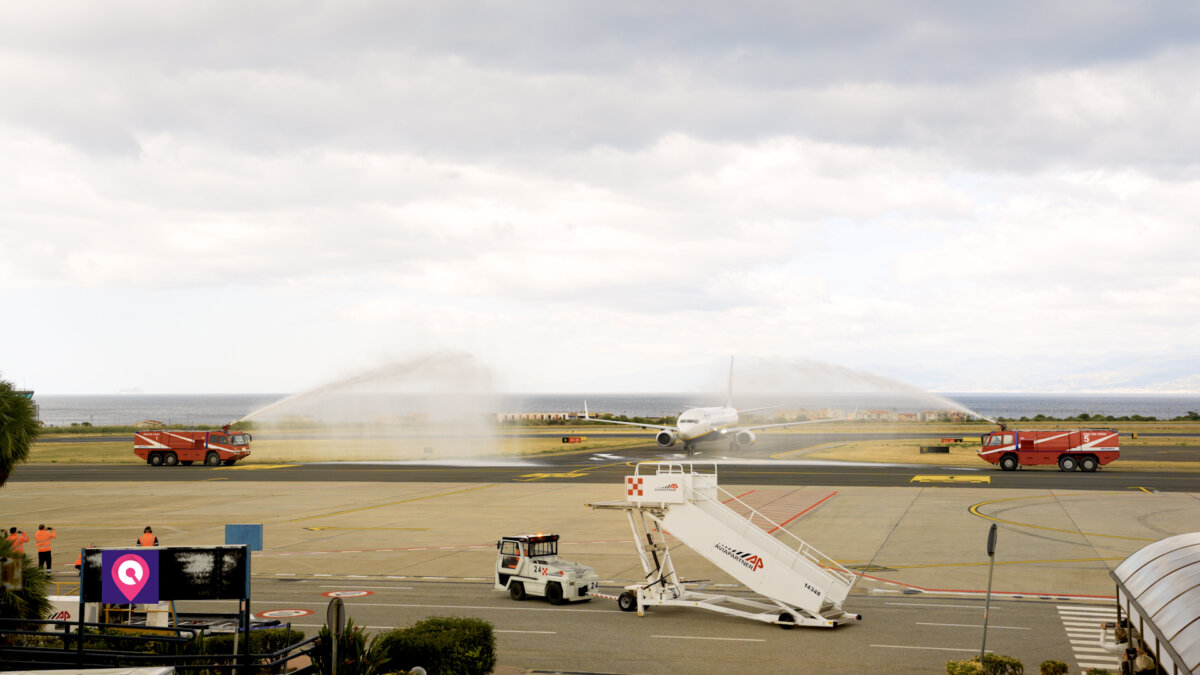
[{"left": 111, "top": 554, "right": 150, "bottom": 601}]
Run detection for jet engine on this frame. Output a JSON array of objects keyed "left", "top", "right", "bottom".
[
  {"left": 656, "top": 430, "right": 677, "bottom": 447},
  {"left": 734, "top": 430, "right": 757, "bottom": 448}
]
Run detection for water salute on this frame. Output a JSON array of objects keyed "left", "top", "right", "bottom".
[{"left": 1, "top": 3, "right": 1199, "bottom": 675}]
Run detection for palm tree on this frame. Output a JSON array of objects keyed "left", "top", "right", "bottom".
[
  {"left": 0, "top": 379, "right": 39, "bottom": 487},
  {"left": 0, "top": 537, "right": 52, "bottom": 628}
]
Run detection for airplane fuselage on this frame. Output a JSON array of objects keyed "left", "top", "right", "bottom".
[{"left": 676, "top": 406, "right": 739, "bottom": 442}]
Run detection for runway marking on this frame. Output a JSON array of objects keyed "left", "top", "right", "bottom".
[
  {"left": 916, "top": 622, "right": 1030, "bottom": 630},
  {"left": 1129, "top": 486, "right": 1155, "bottom": 494},
  {"left": 967, "top": 495, "right": 1154, "bottom": 542},
  {"left": 885, "top": 602, "right": 999, "bottom": 610},
  {"left": 652, "top": 635, "right": 765, "bottom": 643},
  {"left": 1056, "top": 605, "right": 1120, "bottom": 672},
  {"left": 878, "top": 556, "right": 1126, "bottom": 570},
  {"left": 497, "top": 629, "right": 556, "bottom": 634},
  {"left": 303, "top": 526, "right": 430, "bottom": 531},
  {"left": 514, "top": 471, "right": 590, "bottom": 481},
  {"left": 221, "top": 464, "right": 298, "bottom": 470},
  {"left": 871, "top": 645, "right": 987, "bottom": 653},
  {"left": 288, "top": 484, "right": 498, "bottom": 522},
  {"left": 911, "top": 475, "right": 991, "bottom": 484}
]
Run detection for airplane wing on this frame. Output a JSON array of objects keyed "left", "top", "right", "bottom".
[
  {"left": 582, "top": 401, "right": 676, "bottom": 431},
  {"left": 737, "top": 416, "right": 851, "bottom": 433}
]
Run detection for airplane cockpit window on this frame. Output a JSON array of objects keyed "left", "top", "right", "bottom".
[{"left": 680, "top": 419, "right": 698, "bottom": 424}]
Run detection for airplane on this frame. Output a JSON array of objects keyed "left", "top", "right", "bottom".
[{"left": 582, "top": 358, "right": 848, "bottom": 455}]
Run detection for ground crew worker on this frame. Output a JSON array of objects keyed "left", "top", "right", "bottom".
[
  {"left": 6, "top": 527, "right": 29, "bottom": 556},
  {"left": 137, "top": 526, "right": 158, "bottom": 547},
  {"left": 34, "top": 524, "right": 56, "bottom": 570}
]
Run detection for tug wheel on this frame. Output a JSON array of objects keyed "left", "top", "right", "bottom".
[
  {"left": 546, "top": 582, "right": 564, "bottom": 605},
  {"left": 617, "top": 591, "right": 637, "bottom": 612},
  {"left": 508, "top": 582, "right": 526, "bottom": 601},
  {"left": 778, "top": 612, "right": 797, "bottom": 630}
]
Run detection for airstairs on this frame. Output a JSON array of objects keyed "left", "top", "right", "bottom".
[{"left": 590, "top": 462, "right": 860, "bottom": 628}]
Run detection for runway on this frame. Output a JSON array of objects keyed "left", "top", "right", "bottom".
[{"left": 13, "top": 439, "right": 1200, "bottom": 492}]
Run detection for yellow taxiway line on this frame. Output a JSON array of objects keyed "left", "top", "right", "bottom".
[{"left": 968, "top": 494, "right": 1155, "bottom": 542}]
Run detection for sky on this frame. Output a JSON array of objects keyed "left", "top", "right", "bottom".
[{"left": 2, "top": 2, "right": 1199, "bottom": 395}]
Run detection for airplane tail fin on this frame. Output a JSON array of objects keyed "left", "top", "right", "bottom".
[
  {"left": 724, "top": 356, "right": 734, "bottom": 408},
  {"left": 583, "top": 400, "right": 591, "bottom": 421}
]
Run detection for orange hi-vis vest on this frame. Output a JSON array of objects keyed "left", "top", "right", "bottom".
[
  {"left": 138, "top": 532, "right": 157, "bottom": 547},
  {"left": 35, "top": 529, "right": 56, "bottom": 552},
  {"left": 7, "top": 531, "right": 29, "bottom": 554}
]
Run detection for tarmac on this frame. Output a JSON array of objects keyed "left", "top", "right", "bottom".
[{"left": 7, "top": 473, "right": 1195, "bottom": 601}]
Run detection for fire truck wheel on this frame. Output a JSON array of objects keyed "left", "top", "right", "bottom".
[
  {"left": 508, "top": 582, "right": 526, "bottom": 601},
  {"left": 546, "top": 582, "right": 564, "bottom": 605},
  {"left": 205, "top": 452, "right": 221, "bottom": 467},
  {"left": 999, "top": 455, "right": 1018, "bottom": 472},
  {"left": 778, "top": 612, "right": 796, "bottom": 630},
  {"left": 1079, "top": 455, "right": 1099, "bottom": 472},
  {"left": 148, "top": 453, "right": 164, "bottom": 466},
  {"left": 163, "top": 452, "right": 179, "bottom": 466},
  {"left": 617, "top": 591, "right": 637, "bottom": 612},
  {"left": 1058, "top": 455, "right": 1078, "bottom": 472}
]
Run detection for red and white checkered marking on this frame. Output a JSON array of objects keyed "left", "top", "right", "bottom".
[{"left": 626, "top": 476, "right": 644, "bottom": 497}]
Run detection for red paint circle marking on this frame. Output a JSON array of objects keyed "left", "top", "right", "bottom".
[
  {"left": 321, "top": 590, "right": 374, "bottom": 598},
  {"left": 256, "top": 609, "right": 314, "bottom": 619}
]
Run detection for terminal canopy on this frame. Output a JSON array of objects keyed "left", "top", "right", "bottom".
[{"left": 1112, "top": 532, "right": 1200, "bottom": 675}]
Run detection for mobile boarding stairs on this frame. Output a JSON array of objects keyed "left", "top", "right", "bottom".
[{"left": 590, "top": 462, "right": 860, "bottom": 629}]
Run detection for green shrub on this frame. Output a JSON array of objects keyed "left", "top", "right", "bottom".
[
  {"left": 1084, "top": 669, "right": 1111, "bottom": 675},
  {"left": 1039, "top": 660, "right": 1069, "bottom": 675},
  {"left": 947, "top": 654, "right": 1023, "bottom": 675},
  {"left": 312, "top": 617, "right": 373, "bottom": 675},
  {"left": 376, "top": 616, "right": 495, "bottom": 675}
]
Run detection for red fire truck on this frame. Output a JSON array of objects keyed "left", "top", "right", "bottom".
[
  {"left": 978, "top": 426, "right": 1119, "bottom": 472},
  {"left": 134, "top": 427, "right": 252, "bottom": 467}
]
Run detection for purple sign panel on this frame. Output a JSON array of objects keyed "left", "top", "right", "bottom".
[{"left": 101, "top": 550, "right": 159, "bottom": 604}]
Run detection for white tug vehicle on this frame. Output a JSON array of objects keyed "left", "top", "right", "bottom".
[{"left": 494, "top": 533, "right": 600, "bottom": 604}]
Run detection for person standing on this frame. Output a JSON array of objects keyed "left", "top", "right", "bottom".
[
  {"left": 137, "top": 526, "right": 158, "bottom": 547},
  {"left": 6, "top": 527, "right": 29, "bottom": 556},
  {"left": 34, "top": 524, "right": 55, "bottom": 570}
]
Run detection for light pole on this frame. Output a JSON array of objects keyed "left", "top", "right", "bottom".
[{"left": 980, "top": 523, "right": 998, "bottom": 661}]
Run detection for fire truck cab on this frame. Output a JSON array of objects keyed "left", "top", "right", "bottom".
[
  {"left": 978, "top": 427, "right": 1119, "bottom": 472},
  {"left": 494, "top": 534, "right": 599, "bottom": 605}
]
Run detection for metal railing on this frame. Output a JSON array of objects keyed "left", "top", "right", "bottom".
[
  {"left": 0, "top": 616, "right": 319, "bottom": 674},
  {"left": 643, "top": 461, "right": 857, "bottom": 591}
]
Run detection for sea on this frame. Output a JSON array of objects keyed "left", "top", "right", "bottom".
[{"left": 29, "top": 392, "right": 1200, "bottom": 427}]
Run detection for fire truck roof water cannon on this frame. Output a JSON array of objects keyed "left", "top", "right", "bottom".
[{"left": 978, "top": 422, "right": 1119, "bottom": 472}]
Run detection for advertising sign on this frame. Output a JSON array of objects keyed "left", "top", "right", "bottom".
[{"left": 101, "top": 550, "right": 159, "bottom": 604}]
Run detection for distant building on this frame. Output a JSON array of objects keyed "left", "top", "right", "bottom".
[{"left": 497, "top": 412, "right": 574, "bottom": 422}]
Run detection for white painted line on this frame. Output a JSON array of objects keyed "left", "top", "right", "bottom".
[
  {"left": 885, "top": 602, "right": 990, "bottom": 610},
  {"left": 917, "top": 622, "right": 1030, "bottom": 630},
  {"left": 1071, "top": 646, "right": 1117, "bottom": 654},
  {"left": 872, "top": 645, "right": 985, "bottom": 653},
  {"left": 652, "top": 635, "right": 765, "bottom": 643},
  {"left": 319, "top": 585, "right": 413, "bottom": 590},
  {"left": 1056, "top": 605, "right": 1115, "bottom": 612},
  {"left": 496, "top": 630, "right": 557, "bottom": 634}
]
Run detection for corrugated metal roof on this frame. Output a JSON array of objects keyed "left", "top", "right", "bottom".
[{"left": 1112, "top": 532, "right": 1200, "bottom": 675}]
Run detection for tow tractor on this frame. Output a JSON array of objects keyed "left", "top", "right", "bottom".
[{"left": 494, "top": 534, "right": 599, "bottom": 605}]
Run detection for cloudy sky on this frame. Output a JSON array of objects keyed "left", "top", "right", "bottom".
[{"left": 2, "top": 2, "right": 1199, "bottom": 395}]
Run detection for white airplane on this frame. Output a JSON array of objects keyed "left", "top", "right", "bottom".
[{"left": 582, "top": 359, "right": 846, "bottom": 455}]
